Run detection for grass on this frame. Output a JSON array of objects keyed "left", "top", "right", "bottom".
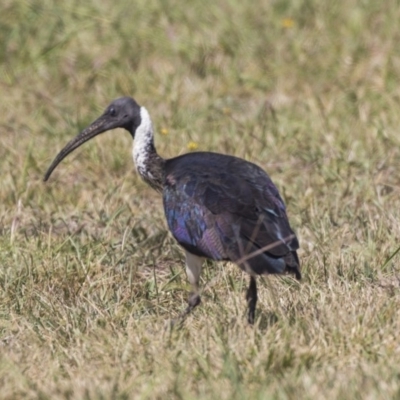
[{"left": 1, "top": 0, "right": 400, "bottom": 398}]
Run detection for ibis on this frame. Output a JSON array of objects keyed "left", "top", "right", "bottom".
[{"left": 44, "top": 97, "right": 301, "bottom": 324}]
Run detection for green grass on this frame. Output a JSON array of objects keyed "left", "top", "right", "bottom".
[{"left": 1, "top": 0, "right": 400, "bottom": 398}]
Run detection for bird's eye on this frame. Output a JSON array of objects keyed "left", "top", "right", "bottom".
[{"left": 109, "top": 107, "right": 116, "bottom": 116}]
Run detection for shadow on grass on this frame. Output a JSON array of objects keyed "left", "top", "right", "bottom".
[
  {"left": 256, "top": 311, "right": 279, "bottom": 331},
  {"left": 164, "top": 309, "right": 280, "bottom": 332}
]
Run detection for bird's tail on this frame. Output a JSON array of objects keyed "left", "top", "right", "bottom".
[{"left": 284, "top": 251, "right": 301, "bottom": 280}]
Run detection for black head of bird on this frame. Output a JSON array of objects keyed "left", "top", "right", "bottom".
[
  {"left": 44, "top": 97, "right": 301, "bottom": 324},
  {"left": 44, "top": 97, "right": 142, "bottom": 182}
]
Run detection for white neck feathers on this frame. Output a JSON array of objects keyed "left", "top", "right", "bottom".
[
  {"left": 132, "top": 107, "right": 154, "bottom": 173},
  {"left": 131, "top": 106, "right": 165, "bottom": 192}
]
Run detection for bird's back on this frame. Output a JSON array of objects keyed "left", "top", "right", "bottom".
[{"left": 163, "top": 152, "right": 300, "bottom": 278}]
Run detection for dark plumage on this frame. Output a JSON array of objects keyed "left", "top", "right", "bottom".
[
  {"left": 44, "top": 97, "right": 300, "bottom": 324},
  {"left": 164, "top": 153, "right": 299, "bottom": 273}
]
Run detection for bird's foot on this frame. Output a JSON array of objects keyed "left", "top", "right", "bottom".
[
  {"left": 181, "top": 292, "right": 201, "bottom": 318},
  {"left": 167, "top": 292, "right": 201, "bottom": 329},
  {"left": 247, "top": 308, "right": 255, "bottom": 325}
]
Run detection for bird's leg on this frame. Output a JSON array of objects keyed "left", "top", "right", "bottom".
[
  {"left": 180, "top": 251, "right": 204, "bottom": 318},
  {"left": 246, "top": 276, "right": 258, "bottom": 324}
]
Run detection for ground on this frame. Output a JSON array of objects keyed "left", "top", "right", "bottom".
[{"left": 1, "top": 0, "right": 400, "bottom": 398}]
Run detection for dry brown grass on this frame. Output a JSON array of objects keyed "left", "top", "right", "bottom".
[{"left": 1, "top": 0, "right": 400, "bottom": 398}]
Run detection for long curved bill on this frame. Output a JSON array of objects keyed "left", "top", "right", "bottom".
[{"left": 44, "top": 114, "right": 113, "bottom": 181}]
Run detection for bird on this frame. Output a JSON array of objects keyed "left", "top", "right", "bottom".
[{"left": 44, "top": 97, "right": 301, "bottom": 324}]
